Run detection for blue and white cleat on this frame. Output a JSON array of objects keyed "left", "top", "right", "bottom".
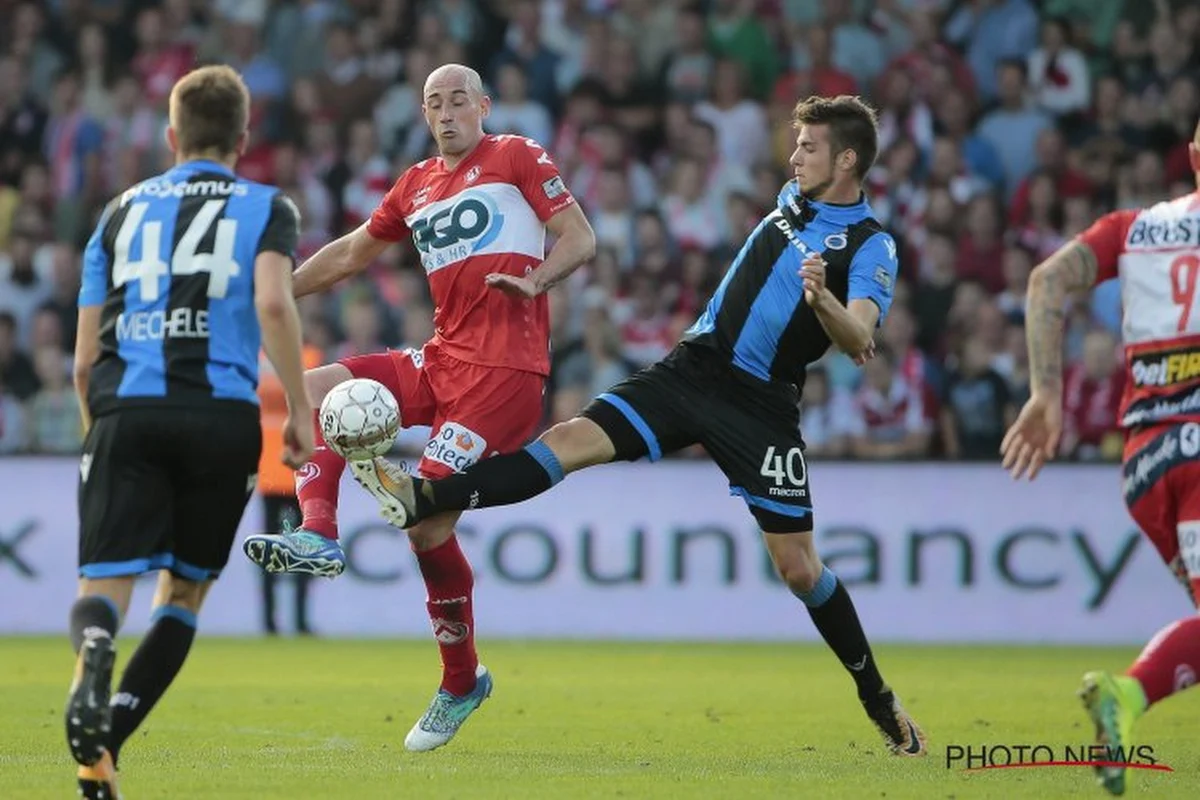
[
  {"left": 243, "top": 523, "right": 346, "bottom": 578},
  {"left": 405, "top": 665, "right": 493, "bottom": 752}
]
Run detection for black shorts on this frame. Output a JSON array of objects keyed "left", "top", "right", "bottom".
[
  {"left": 78, "top": 405, "right": 261, "bottom": 580},
  {"left": 582, "top": 343, "right": 812, "bottom": 533}
]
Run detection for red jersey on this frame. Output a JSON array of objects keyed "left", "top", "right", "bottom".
[
  {"left": 367, "top": 135, "right": 576, "bottom": 375},
  {"left": 1078, "top": 191, "right": 1200, "bottom": 428}
]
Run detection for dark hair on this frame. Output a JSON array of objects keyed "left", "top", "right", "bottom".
[
  {"left": 1043, "top": 16, "right": 1072, "bottom": 41},
  {"left": 169, "top": 65, "right": 250, "bottom": 157},
  {"left": 791, "top": 95, "right": 880, "bottom": 181},
  {"left": 997, "top": 58, "right": 1028, "bottom": 81}
]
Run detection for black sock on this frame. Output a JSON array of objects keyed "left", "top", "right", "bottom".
[
  {"left": 261, "top": 572, "right": 277, "bottom": 634},
  {"left": 69, "top": 596, "right": 120, "bottom": 653},
  {"left": 107, "top": 606, "right": 197, "bottom": 764},
  {"left": 417, "top": 441, "right": 565, "bottom": 516},
  {"left": 295, "top": 575, "right": 311, "bottom": 633},
  {"left": 795, "top": 567, "right": 885, "bottom": 701}
]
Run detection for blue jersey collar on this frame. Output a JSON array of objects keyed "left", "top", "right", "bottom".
[{"left": 805, "top": 192, "right": 873, "bottom": 224}]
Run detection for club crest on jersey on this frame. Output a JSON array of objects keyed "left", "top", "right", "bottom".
[
  {"left": 412, "top": 187, "right": 431, "bottom": 208},
  {"left": 464, "top": 165, "right": 481, "bottom": 184},
  {"left": 411, "top": 190, "right": 505, "bottom": 271},
  {"left": 824, "top": 233, "right": 847, "bottom": 250}
]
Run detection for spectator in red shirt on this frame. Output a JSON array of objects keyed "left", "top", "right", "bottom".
[
  {"left": 1010, "top": 170, "right": 1067, "bottom": 260},
  {"left": 619, "top": 272, "right": 674, "bottom": 368},
  {"left": 1061, "top": 329, "right": 1125, "bottom": 461},
  {"left": 1008, "top": 127, "right": 1092, "bottom": 226},
  {"left": 881, "top": 303, "right": 937, "bottom": 425},
  {"left": 956, "top": 193, "right": 1006, "bottom": 293},
  {"left": 773, "top": 23, "right": 856, "bottom": 105},
  {"left": 884, "top": 7, "right": 975, "bottom": 101},
  {"left": 845, "top": 346, "right": 931, "bottom": 460},
  {"left": 131, "top": 6, "right": 194, "bottom": 111}
]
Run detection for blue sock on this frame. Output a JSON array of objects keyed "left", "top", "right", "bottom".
[
  {"left": 794, "top": 565, "right": 838, "bottom": 607},
  {"left": 524, "top": 441, "right": 565, "bottom": 485}
]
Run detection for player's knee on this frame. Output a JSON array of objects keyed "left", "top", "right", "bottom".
[
  {"left": 407, "top": 514, "right": 458, "bottom": 553},
  {"left": 768, "top": 539, "right": 822, "bottom": 594},
  {"left": 154, "top": 572, "right": 209, "bottom": 615},
  {"left": 538, "top": 417, "right": 615, "bottom": 472}
]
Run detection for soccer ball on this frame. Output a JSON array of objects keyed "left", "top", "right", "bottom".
[{"left": 319, "top": 378, "right": 401, "bottom": 462}]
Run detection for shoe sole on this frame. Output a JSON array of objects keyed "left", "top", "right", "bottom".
[
  {"left": 243, "top": 538, "right": 345, "bottom": 578},
  {"left": 1078, "top": 673, "right": 1127, "bottom": 796},
  {"left": 65, "top": 637, "right": 115, "bottom": 766},
  {"left": 405, "top": 674, "right": 494, "bottom": 753},
  {"left": 349, "top": 460, "right": 412, "bottom": 527}
]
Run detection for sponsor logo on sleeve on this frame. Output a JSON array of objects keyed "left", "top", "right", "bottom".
[
  {"left": 542, "top": 176, "right": 567, "bottom": 199},
  {"left": 874, "top": 265, "right": 894, "bottom": 292}
]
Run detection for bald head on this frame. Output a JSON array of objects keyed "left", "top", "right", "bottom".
[
  {"left": 424, "top": 63, "right": 484, "bottom": 102},
  {"left": 422, "top": 62, "right": 490, "bottom": 162}
]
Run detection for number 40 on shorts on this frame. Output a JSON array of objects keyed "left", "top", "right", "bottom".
[{"left": 760, "top": 445, "right": 807, "bottom": 487}]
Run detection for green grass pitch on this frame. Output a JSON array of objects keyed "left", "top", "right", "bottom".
[{"left": 1, "top": 637, "right": 1196, "bottom": 798}]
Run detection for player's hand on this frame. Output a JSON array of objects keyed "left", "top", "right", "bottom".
[
  {"left": 1000, "top": 393, "right": 1063, "bottom": 481},
  {"left": 282, "top": 410, "right": 315, "bottom": 470},
  {"left": 800, "top": 255, "right": 826, "bottom": 305},
  {"left": 850, "top": 339, "right": 876, "bottom": 366},
  {"left": 486, "top": 272, "right": 540, "bottom": 299}
]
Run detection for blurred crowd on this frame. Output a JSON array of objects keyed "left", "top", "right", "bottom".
[{"left": 1, "top": 0, "right": 1197, "bottom": 461}]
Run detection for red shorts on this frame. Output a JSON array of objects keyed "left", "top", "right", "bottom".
[
  {"left": 340, "top": 343, "right": 545, "bottom": 479},
  {"left": 1123, "top": 423, "right": 1200, "bottom": 587}
]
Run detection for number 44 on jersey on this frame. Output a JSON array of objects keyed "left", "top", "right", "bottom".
[{"left": 113, "top": 199, "right": 241, "bottom": 301}]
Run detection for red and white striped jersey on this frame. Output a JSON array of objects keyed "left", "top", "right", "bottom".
[
  {"left": 1078, "top": 191, "right": 1200, "bottom": 428},
  {"left": 367, "top": 135, "right": 576, "bottom": 376}
]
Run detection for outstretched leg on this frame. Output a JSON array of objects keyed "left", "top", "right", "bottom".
[
  {"left": 762, "top": 531, "right": 927, "bottom": 756},
  {"left": 349, "top": 416, "right": 615, "bottom": 526}
]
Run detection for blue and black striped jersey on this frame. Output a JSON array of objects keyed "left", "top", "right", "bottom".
[
  {"left": 684, "top": 182, "right": 899, "bottom": 387},
  {"left": 79, "top": 159, "right": 299, "bottom": 416}
]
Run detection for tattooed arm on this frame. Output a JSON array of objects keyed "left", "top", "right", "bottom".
[
  {"left": 1025, "top": 240, "right": 1100, "bottom": 398},
  {"left": 1003, "top": 211, "right": 1126, "bottom": 480}
]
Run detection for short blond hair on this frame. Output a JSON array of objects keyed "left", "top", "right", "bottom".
[{"left": 169, "top": 65, "right": 250, "bottom": 157}]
